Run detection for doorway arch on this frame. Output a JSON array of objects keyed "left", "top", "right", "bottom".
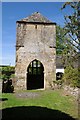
[{"left": 27, "top": 59, "right": 44, "bottom": 90}]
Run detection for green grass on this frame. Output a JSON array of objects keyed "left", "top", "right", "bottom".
[{"left": 0, "top": 89, "right": 78, "bottom": 119}]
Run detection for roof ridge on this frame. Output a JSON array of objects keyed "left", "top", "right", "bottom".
[{"left": 18, "top": 12, "right": 54, "bottom": 23}]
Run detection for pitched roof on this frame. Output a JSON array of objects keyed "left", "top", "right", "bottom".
[{"left": 17, "top": 12, "right": 55, "bottom": 24}]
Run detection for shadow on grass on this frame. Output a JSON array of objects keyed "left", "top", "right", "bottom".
[
  {"left": 1, "top": 106, "right": 76, "bottom": 120},
  {"left": 0, "top": 98, "right": 8, "bottom": 102}
]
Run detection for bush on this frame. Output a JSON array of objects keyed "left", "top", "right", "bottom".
[
  {"left": 62, "top": 66, "right": 80, "bottom": 88},
  {"left": 2, "top": 79, "right": 14, "bottom": 93},
  {"left": 1, "top": 66, "right": 15, "bottom": 93}
]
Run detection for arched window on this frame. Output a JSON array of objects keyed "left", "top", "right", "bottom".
[{"left": 27, "top": 59, "right": 44, "bottom": 75}]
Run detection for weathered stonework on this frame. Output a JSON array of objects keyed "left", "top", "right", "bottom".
[{"left": 15, "top": 12, "right": 56, "bottom": 90}]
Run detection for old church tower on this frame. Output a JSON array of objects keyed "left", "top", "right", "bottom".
[{"left": 15, "top": 12, "right": 56, "bottom": 90}]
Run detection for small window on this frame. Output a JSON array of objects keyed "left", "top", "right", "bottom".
[
  {"left": 18, "top": 24, "right": 21, "bottom": 27},
  {"left": 35, "top": 25, "right": 37, "bottom": 29}
]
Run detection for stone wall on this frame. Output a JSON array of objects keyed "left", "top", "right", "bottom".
[
  {"left": 15, "top": 23, "right": 56, "bottom": 90},
  {"left": 63, "top": 85, "right": 79, "bottom": 98}
]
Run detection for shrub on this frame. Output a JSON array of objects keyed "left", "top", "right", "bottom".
[
  {"left": 62, "top": 66, "right": 80, "bottom": 88},
  {"left": 2, "top": 79, "right": 14, "bottom": 93}
]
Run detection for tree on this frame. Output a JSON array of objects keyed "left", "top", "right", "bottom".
[
  {"left": 61, "top": 2, "right": 80, "bottom": 67},
  {"left": 60, "top": 2, "right": 80, "bottom": 88},
  {"left": 61, "top": 2, "right": 80, "bottom": 50},
  {"left": 58, "top": 2, "right": 80, "bottom": 69},
  {"left": 1, "top": 66, "right": 15, "bottom": 80},
  {"left": 56, "top": 25, "right": 78, "bottom": 67},
  {"left": 61, "top": 3, "right": 80, "bottom": 118},
  {"left": 56, "top": 25, "right": 66, "bottom": 55}
]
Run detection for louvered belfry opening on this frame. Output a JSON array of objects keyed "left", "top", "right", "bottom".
[{"left": 27, "top": 59, "right": 44, "bottom": 90}]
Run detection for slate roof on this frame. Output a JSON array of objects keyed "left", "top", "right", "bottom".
[
  {"left": 17, "top": 12, "right": 55, "bottom": 24},
  {"left": 56, "top": 54, "right": 78, "bottom": 68}
]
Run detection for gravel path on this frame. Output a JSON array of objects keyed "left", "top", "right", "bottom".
[{"left": 15, "top": 92, "right": 41, "bottom": 98}]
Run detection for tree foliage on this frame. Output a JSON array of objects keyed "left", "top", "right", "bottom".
[
  {"left": 56, "top": 25, "right": 66, "bottom": 55},
  {"left": 56, "top": 25, "right": 78, "bottom": 67},
  {"left": 59, "top": 2, "right": 80, "bottom": 88},
  {"left": 61, "top": 2, "right": 80, "bottom": 52},
  {"left": 0, "top": 66, "right": 15, "bottom": 80},
  {"left": 56, "top": 2, "right": 80, "bottom": 68}
]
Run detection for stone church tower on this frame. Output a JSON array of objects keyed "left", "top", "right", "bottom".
[{"left": 15, "top": 12, "right": 56, "bottom": 90}]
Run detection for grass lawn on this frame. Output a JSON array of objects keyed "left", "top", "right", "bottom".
[{"left": 0, "top": 89, "right": 78, "bottom": 120}]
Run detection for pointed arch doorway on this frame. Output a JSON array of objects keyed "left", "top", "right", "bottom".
[{"left": 27, "top": 59, "right": 44, "bottom": 90}]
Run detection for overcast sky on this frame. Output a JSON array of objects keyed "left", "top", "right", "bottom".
[{"left": 1, "top": 2, "right": 73, "bottom": 66}]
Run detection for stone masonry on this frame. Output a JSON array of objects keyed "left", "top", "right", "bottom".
[{"left": 15, "top": 12, "right": 56, "bottom": 90}]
